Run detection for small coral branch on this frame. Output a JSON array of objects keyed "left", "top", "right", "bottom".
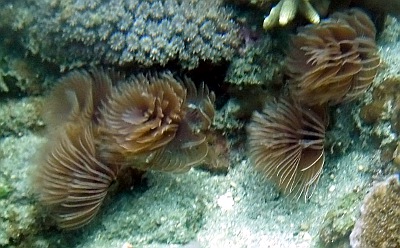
[{"left": 263, "top": 0, "right": 324, "bottom": 29}]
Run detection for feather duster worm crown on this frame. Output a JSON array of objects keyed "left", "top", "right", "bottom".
[
  {"left": 247, "top": 99, "right": 326, "bottom": 200},
  {"left": 43, "top": 69, "right": 114, "bottom": 128},
  {"left": 35, "top": 69, "right": 120, "bottom": 229},
  {"left": 285, "top": 8, "right": 380, "bottom": 106},
  {"left": 98, "top": 72, "right": 215, "bottom": 172},
  {"left": 34, "top": 69, "right": 216, "bottom": 229},
  {"left": 34, "top": 122, "right": 120, "bottom": 229}
]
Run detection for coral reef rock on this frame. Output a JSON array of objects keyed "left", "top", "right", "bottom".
[
  {"left": 350, "top": 175, "right": 400, "bottom": 248},
  {"left": 24, "top": 0, "right": 241, "bottom": 70}
]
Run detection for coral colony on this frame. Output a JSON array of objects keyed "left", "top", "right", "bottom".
[{"left": 26, "top": 0, "right": 241, "bottom": 70}]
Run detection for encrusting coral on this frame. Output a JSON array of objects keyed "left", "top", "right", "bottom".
[
  {"left": 285, "top": 8, "right": 380, "bottom": 106},
  {"left": 225, "top": 33, "right": 285, "bottom": 86},
  {"left": 350, "top": 175, "right": 400, "bottom": 248},
  {"left": 358, "top": 76, "right": 400, "bottom": 166},
  {"left": 247, "top": 98, "right": 327, "bottom": 199},
  {"left": 24, "top": 0, "right": 240, "bottom": 70},
  {"left": 34, "top": 69, "right": 216, "bottom": 229}
]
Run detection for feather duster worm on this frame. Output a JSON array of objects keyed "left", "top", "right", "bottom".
[
  {"left": 43, "top": 69, "right": 114, "bottom": 128},
  {"left": 34, "top": 122, "right": 120, "bottom": 229},
  {"left": 34, "top": 69, "right": 216, "bottom": 229},
  {"left": 247, "top": 99, "right": 326, "bottom": 199},
  {"left": 35, "top": 69, "right": 118, "bottom": 229},
  {"left": 286, "top": 8, "right": 380, "bottom": 106},
  {"left": 98, "top": 73, "right": 215, "bottom": 172}
]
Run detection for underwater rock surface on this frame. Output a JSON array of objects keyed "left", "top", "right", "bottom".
[
  {"left": 22, "top": 0, "right": 241, "bottom": 70},
  {"left": 1, "top": 1, "right": 400, "bottom": 247}
]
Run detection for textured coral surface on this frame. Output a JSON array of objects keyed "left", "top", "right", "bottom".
[
  {"left": 350, "top": 176, "right": 400, "bottom": 248},
  {"left": 24, "top": 0, "right": 241, "bottom": 70}
]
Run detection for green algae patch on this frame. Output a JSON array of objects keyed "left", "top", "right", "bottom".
[{"left": 0, "top": 183, "right": 11, "bottom": 199}]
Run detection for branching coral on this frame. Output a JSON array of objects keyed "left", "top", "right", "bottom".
[
  {"left": 285, "top": 8, "right": 380, "bottom": 106},
  {"left": 263, "top": 0, "right": 330, "bottom": 30},
  {"left": 247, "top": 98, "right": 326, "bottom": 199},
  {"left": 262, "top": 0, "right": 400, "bottom": 30},
  {"left": 34, "top": 69, "right": 216, "bottom": 229}
]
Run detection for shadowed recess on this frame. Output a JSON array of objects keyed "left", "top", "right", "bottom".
[
  {"left": 34, "top": 122, "right": 120, "bottom": 229},
  {"left": 285, "top": 8, "right": 380, "bottom": 106},
  {"left": 247, "top": 99, "right": 326, "bottom": 200}
]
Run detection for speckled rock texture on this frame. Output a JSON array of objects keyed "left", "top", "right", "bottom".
[
  {"left": 23, "top": 0, "right": 241, "bottom": 70},
  {"left": 225, "top": 34, "right": 284, "bottom": 86},
  {"left": 350, "top": 175, "right": 400, "bottom": 248}
]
